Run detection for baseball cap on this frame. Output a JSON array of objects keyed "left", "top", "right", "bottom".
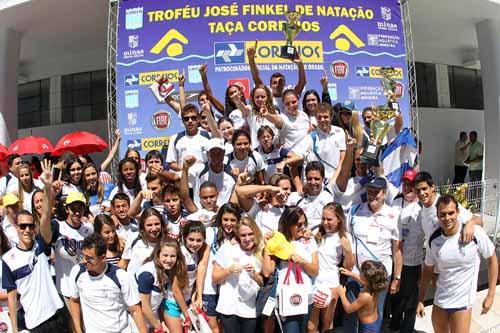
[
  {"left": 2, "top": 193, "right": 19, "bottom": 207},
  {"left": 340, "top": 100, "right": 355, "bottom": 113},
  {"left": 402, "top": 169, "right": 417, "bottom": 182},
  {"left": 266, "top": 232, "right": 294, "bottom": 260},
  {"left": 65, "top": 192, "right": 87, "bottom": 205},
  {"left": 206, "top": 138, "right": 225, "bottom": 152},
  {"left": 365, "top": 176, "right": 388, "bottom": 189}
]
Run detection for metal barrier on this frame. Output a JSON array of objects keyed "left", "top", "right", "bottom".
[{"left": 437, "top": 179, "right": 500, "bottom": 246}]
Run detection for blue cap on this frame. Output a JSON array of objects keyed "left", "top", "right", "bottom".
[
  {"left": 365, "top": 177, "right": 387, "bottom": 189},
  {"left": 341, "top": 100, "right": 355, "bottom": 112}
]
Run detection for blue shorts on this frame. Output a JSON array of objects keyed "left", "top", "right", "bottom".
[
  {"left": 359, "top": 318, "right": 382, "bottom": 333},
  {"left": 443, "top": 306, "right": 469, "bottom": 314},
  {"left": 163, "top": 299, "right": 182, "bottom": 318},
  {"left": 202, "top": 294, "right": 219, "bottom": 317}
]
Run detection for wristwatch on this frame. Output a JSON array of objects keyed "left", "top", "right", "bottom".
[{"left": 394, "top": 275, "right": 401, "bottom": 280}]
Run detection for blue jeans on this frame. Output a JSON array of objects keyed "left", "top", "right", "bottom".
[
  {"left": 343, "top": 277, "right": 388, "bottom": 333},
  {"left": 280, "top": 305, "right": 312, "bottom": 333}
]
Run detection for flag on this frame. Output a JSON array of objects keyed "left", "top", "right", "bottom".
[{"left": 381, "top": 128, "right": 418, "bottom": 188}]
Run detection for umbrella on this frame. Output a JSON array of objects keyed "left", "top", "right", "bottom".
[
  {"left": 8, "top": 136, "right": 53, "bottom": 155},
  {"left": 53, "top": 131, "right": 108, "bottom": 156},
  {"left": 0, "top": 144, "right": 7, "bottom": 160}
]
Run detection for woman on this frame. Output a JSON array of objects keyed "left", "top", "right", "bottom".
[
  {"left": 30, "top": 189, "right": 43, "bottom": 226},
  {"left": 61, "top": 155, "right": 84, "bottom": 195},
  {"left": 302, "top": 73, "right": 333, "bottom": 124},
  {"left": 94, "top": 214, "right": 124, "bottom": 265},
  {"left": 0, "top": 193, "right": 20, "bottom": 246},
  {"left": 203, "top": 203, "right": 242, "bottom": 333},
  {"left": 109, "top": 157, "right": 142, "bottom": 202},
  {"left": 119, "top": 207, "right": 166, "bottom": 274},
  {"left": 212, "top": 216, "right": 264, "bottom": 333},
  {"left": 262, "top": 206, "right": 319, "bottom": 333},
  {"left": 227, "top": 129, "right": 265, "bottom": 184},
  {"left": 14, "top": 163, "right": 42, "bottom": 212},
  {"left": 82, "top": 163, "right": 114, "bottom": 217},
  {"left": 206, "top": 113, "right": 235, "bottom": 155}
]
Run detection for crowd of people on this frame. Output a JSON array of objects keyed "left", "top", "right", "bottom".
[{"left": 0, "top": 50, "right": 497, "bottom": 333}]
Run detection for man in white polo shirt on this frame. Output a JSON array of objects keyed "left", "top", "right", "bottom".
[
  {"left": 68, "top": 233, "right": 148, "bottom": 333},
  {"left": 417, "top": 195, "right": 497, "bottom": 333}
]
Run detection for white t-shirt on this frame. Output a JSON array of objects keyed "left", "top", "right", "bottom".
[
  {"left": 346, "top": 203, "right": 400, "bottom": 275},
  {"left": 277, "top": 238, "right": 317, "bottom": 305},
  {"left": 0, "top": 173, "right": 17, "bottom": 197},
  {"left": 109, "top": 184, "right": 138, "bottom": 203},
  {"left": 136, "top": 260, "right": 167, "bottom": 315},
  {"left": 316, "top": 232, "right": 354, "bottom": 288},
  {"left": 394, "top": 198, "right": 424, "bottom": 266},
  {"left": 454, "top": 140, "right": 469, "bottom": 166},
  {"left": 69, "top": 263, "right": 140, "bottom": 333},
  {"left": 257, "top": 146, "right": 289, "bottom": 182},
  {"left": 190, "top": 162, "right": 235, "bottom": 208},
  {"left": 227, "top": 151, "right": 265, "bottom": 177},
  {"left": 115, "top": 219, "right": 139, "bottom": 242},
  {"left": 122, "top": 236, "right": 156, "bottom": 275},
  {"left": 166, "top": 130, "right": 210, "bottom": 167},
  {"left": 2, "top": 216, "right": 19, "bottom": 246},
  {"left": 52, "top": 219, "right": 94, "bottom": 297},
  {"left": 203, "top": 226, "right": 225, "bottom": 295},
  {"left": 279, "top": 111, "right": 311, "bottom": 150},
  {"left": 248, "top": 201, "right": 285, "bottom": 234},
  {"left": 181, "top": 245, "right": 200, "bottom": 301},
  {"left": 2, "top": 237, "right": 64, "bottom": 329},
  {"left": 228, "top": 109, "right": 246, "bottom": 129},
  {"left": 214, "top": 242, "right": 261, "bottom": 318},
  {"left": 288, "top": 190, "right": 334, "bottom": 231},
  {"left": 245, "top": 111, "right": 279, "bottom": 149},
  {"left": 425, "top": 225, "right": 494, "bottom": 308}
]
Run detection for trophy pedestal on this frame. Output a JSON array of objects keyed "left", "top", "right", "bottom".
[
  {"left": 361, "top": 143, "right": 381, "bottom": 166},
  {"left": 279, "top": 45, "right": 298, "bottom": 60}
]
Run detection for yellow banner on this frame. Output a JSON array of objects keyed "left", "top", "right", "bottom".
[
  {"left": 369, "top": 66, "right": 403, "bottom": 79},
  {"left": 246, "top": 41, "right": 323, "bottom": 64},
  {"left": 141, "top": 136, "right": 171, "bottom": 151},
  {"left": 139, "top": 70, "right": 179, "bottom": 85}
]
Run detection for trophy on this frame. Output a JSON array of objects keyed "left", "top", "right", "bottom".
[
  {"left": 280, "top": 11, "right": 301, "bottom": 60},
  {"left": 361, "top": 67, "right": 401, "bottom": 166}
]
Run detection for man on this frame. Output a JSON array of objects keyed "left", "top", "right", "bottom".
[
  {"left": 288, "top": 161, "right": 333, "bottom": 231},
  {"left": 3, "top": 161, "right": 70, "bottom": 332},
  {"left": 0, "top": 154, "right": 22, "bottom": 197},
  {"left": 68, "top": 233, "right": 148, "bottom": 333},
  {"left": 465, "top": 131, "right": 483, "bottom": 182},
  {"left": 188, "top": 138, "right": 235, "bottom": 207},
  {"left": 453, "top": 131, "right": 469, "bottom": 184},
  {"left": 416, "top": 195, "right": 497, "bottom": 333},
  {"left": 389, "top": 169, "right": 423, "bottom": 332},
  {"left": 293, "top": 103, "right": 346, "bottom": 183},
  {"left": 111, "top": 193, "right": 139, "bottom": 241},
  {"left": 344, "top": 176, "right": 402, "bottom": 332}
]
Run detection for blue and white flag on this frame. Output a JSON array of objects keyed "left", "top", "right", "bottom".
[{"left": 381, "top": 128, "right": 418, "bottom": 188}]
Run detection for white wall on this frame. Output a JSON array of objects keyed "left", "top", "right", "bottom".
[
  {"left": 418, "top": 107, "right": 484, "bottom": 185},
  {"left": 17, "top": 119, "right": 109, "bottom": 165}
]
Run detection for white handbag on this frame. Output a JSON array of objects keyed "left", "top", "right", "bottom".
[
  {"left": 0, "top": 307, "right": 12, "bottom": 333},
  {"left": 185, "top": 306, "right": 212, "bottom": 333},
  {"left": 278, "top": 260, "right": 308, "bottom": 317}
]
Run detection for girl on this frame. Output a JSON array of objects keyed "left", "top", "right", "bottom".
[
  {"left": 213, "top": 216, "right": 264, "bottom": 333},
  {"left": 206, "top": 111, "right": 235, "bottom": 155},
  {"left": 82, "top": 163, "right": 114, "bottom": 217},
  {"left": 262, "top": 206, "right": 319, "bottom": 333},
  {"left": 308, "top": 203, "right": 355, "bottom": 333},
  {"left": 337, "top": 261, "right": 388, "bottom": 333},
  {"left": 203, "top": 203, "right": 242, "bottom": 333},
  {"left": 110, "top": 157, "right": 142, "bottom": 202},
  {"left": 119, "top": 207, "right": 166, "bottom": 274},
  {"left": 1, "top": 193, "right": 20, "bottom": 245},
  {"left": 227, "top": 129, "right": 265, "bottom": 184},
  {"left": 14, "top": 163, "right": 42, "bottom": 212},
  {"left": 30, "top": 189, "right": 43, "bottom": 226},
  {"left": 256, "top": 125, "right": 302, "bottom": 182},
  {"left": 302, "top": 73, "right": 333, "bottom": 123},
  {"left": 137, "top": 238, "right": 187, "bottom": 332},
  {"left": 163, "top": 222, "right": 210, "bottom": 332},
  {"left": 61, "top": 155, "right": 84, "bottom": 195},
  {"left": 94, "top": 214, "right": 124, "bottom": 265}
]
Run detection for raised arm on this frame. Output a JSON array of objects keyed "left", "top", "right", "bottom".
[
  {"left": 156, "top": 75, "right": 181, "bottom": 114},
  {"left": 101, "top": 129, "right": 121, "bottom": 172},
  {"left": 236, "top": 183, "right": 280, "bottom": 212},
  {"left": 39, "top": 159, "right": 54, "bottom": 245},
  {"left": 179, "top": 156, "right": 198, "bottom": 213},
  {"left": 394, "top": 112, "right": 403, "bottom": 135},
  {"left": 247, "top": 41, "right": 264, "bottom": 87},
  {"left": 261, "top": 105, "right": 284, "bottom": 129},
  {"left": 335, "top": 133, "right": 356, "bottom": 192},
  {"left": 293, "top": 57, "right": 307, "bottom": 97},
  {"left": 199, "top": 64, "right": 225, "bottom": 113},
  {"left": 178, "top": 70, "right": 186, "bottom": 110},
  {"left": 320, "top": 72, "right": 332, "bottom": 105}
]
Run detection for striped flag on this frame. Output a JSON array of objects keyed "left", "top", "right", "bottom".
[{"left": 381, "top": 128, "right": 418, "bottom": 188}]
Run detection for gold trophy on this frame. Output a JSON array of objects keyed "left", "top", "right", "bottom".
[
  {"left": 280, "top": 11, "right": 302, "bottom": 60},
  {"left": 361, "top": 67, "right": 401, "bottom": 166}
]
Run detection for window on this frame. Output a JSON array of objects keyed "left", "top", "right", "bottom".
[
  {"left": 18, "top": 79, "right": 50, "bottom": 128},
  {"left": 61, "top": 70, "right": 107, "bottom": 123},
  {"left": 448, "top": 66, "right": 483, "bottom": 110},
  {"left": 415, "top": 62, "right": 438, "bottom": 108}
]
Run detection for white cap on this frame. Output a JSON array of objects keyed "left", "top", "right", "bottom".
[{"left": 206, "top": 138, "right": 225, "bottom": 152}]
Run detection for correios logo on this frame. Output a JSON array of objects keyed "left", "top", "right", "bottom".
[{"left": 290, "top": 294, "right": 303, "bottom": 306}]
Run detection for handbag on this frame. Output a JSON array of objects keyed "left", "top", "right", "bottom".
[
  {"left": 256, "top": 267, "right": 279, "bottom": 316},
  {"left": 278, "top": 260, "right": 308, "bottom": 317},
  {"left": 0, "top": 307, "right": 12, "bottom": 333},
  {"left": 184, "top": 306, "right": 212, "bottom": 333}
]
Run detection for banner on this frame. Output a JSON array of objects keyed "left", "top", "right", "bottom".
[{"left": 117, "top": 0, "right": 410, "bottom": 156}]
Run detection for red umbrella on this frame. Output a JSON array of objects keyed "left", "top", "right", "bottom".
[
  {"left": 8, "top": 136, "right": 53, "bottom": 155},
  {"left": 53, "top": 131, "right": 108, "bottom": 156},
  {"left": 0, "top": 144, "right": 7, "bottom": 160}
]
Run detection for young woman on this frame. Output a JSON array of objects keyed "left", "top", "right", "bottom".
[
  {"left": 109, "top": 157, "right": 142, "bottom": 202},
  {"left": 163, "top": 221, "right": 210, "bottom": 332},
  {"left": 256, "top": 125, "right": 302, "bottom": 182},
  {"left": 203, "top": 203, "right": 242, "bottom": 333},
  {"left": 227, "top": 129, "right": 265, "bottom": 184},
  {"left": 1, "top": 193, "right": 20, "bottom": 245},
  {"left": 119, "top": 207, "right": 166, "bottom": 274},
  {"left": 309, "top": 203, "right": 355, "bottom": 333},
  {"left": 337, "top": 261, "right": 389, "bottom": 333},
  {"left": 94, "top": 214, "right": 124, "bottom": 265},
  {"left": 206, "top": 113, "right": 235, "bottom": 155},
  {"left": 137, "top": 238, "right": 187, "bottom": 332},
  {"left": 302, "top": 73, "right": 333, "bottom": 124},
  {"left": 212, "top": 216, "right": 264, "bottom": 333},
  {"left": 30, "top": 189, "right": 44, "bottom": 226},
  {"left": 262, "top": 206, "right": 319, "bottom": 333},
  {"left": 82, "top": 163, "right": 114, "bottom": 217},
  {"left": 13, "top": 162, "right": 42, "bottom": 212},
  {"left": 61, "top": 155, "right": 84, "bottom": 195}
]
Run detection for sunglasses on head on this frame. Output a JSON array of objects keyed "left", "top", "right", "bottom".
[
  {"left": 182, "top": 116, "right": 198, "bottom": 122},
  {"left": 18, "top": 223, "right": 35, "bottom": 231}
]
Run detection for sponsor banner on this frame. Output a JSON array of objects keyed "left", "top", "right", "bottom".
[{"left": 117, "top": 0, "right": 410, "bottom": 156}]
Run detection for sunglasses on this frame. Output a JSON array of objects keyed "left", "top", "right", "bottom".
[
  {"left": 18, "top": 223, "right": 35, "bottom": 231},
  {"left": 182, "top": 116, "right": 198, "bottom": 122}
]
